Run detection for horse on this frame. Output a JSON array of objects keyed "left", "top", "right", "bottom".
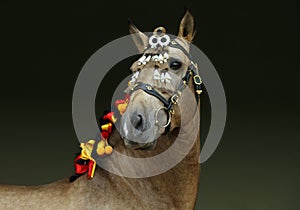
[{"left": 0, "top": 11, "right": 202, "bottom": 210}]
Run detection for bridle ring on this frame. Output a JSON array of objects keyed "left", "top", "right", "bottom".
[{"left": 155, "top": 107, "right": 172, "bottom": 128}]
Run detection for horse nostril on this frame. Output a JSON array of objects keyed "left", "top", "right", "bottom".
[{"left": 131, "top": 113, "right": 144, "bottom": 131}]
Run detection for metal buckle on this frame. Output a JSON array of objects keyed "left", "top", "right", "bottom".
[
  {"left": 193, "top": 75, "right": 202, "bottom": 85},
  {"left": 171, "top": 94, "right": 179, "bottom": 104},
  {"left": 169, "top": 108, "right": 175, "bottom": 115},
  {"left": 146, "top": 85, "right": 152, "bottom": 90},
  {"left": 196, "top": 90, "right": 202, "bottom": 95}
]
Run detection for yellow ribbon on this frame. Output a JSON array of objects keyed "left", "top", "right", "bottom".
[{"left": 80, "top": 140, "right": 96, "bottom": 178}]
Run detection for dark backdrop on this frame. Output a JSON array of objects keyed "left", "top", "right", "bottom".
[{"left": 0, "top": 0, "right": 299, "bottom": 209}]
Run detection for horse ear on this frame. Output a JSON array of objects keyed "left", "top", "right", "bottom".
[
  {"left": 129, "top": 20, "right": 148, "bottom": 53},
  {"left": 178, "top": 10, "right": 196, "bottom": 42}
]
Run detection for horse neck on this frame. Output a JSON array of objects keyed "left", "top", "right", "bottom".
[{"left": 88, "top": 115, "right": 200, "bottom": 209}]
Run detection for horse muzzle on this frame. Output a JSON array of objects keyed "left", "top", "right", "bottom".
[
  {"left": 123, "top": 138, "right": 157, "bottom": 150},
  {"left": 119, "top": 107, "right": 163, "bottom": 150}
]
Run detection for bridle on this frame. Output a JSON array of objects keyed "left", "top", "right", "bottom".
[{"left": 129, "top": 33, "right": 203, "bottom": 133}]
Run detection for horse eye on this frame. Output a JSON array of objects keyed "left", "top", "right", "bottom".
[{"left": 170, "top": 60, "right": 182, "bottom": 70}]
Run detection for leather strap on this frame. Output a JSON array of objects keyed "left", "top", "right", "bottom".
[
  {"left": 131, "top": 83, "right": 170, "bottom": 107},
  {"left": 168, "top": 40, "right": 192, "bottom": 60}
]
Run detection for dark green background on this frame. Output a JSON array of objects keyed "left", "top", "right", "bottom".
[{"left": 0, "top": 0, "right": 299, "bottom": 209}]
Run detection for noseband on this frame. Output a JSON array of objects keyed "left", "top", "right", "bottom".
[{"left": 129, "top": 34, "right": 203, "bottom": 133}]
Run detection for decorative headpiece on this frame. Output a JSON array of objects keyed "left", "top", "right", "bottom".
[{"left": 148, "top": 26, "right": 171, "bottom": 49}]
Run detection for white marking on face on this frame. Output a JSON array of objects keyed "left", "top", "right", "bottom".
[
  {"left": 132, "top": 71, "right": 139, "bottom": 79},
  {"left": 160, "top": 73, "right": 166, "bottom": 82},
  {"left": 145, "top": 55, "right": 151, "bottom": 62},
  {"left": 142, "top": 55, "right": 151, "bottom": 65},
  {"left": 138, "top": 55, "right": 146, "bottom": 65},
  {"left": 164, "top": 72, "right": 172, "bottom": 83},
  {"left": 163, "top": 52, "right": 169, "bottom": 63},
  {"left": 163, "top": 52, "right": 169, "bottom": 59},
  {"left": 129, "top": 71, "right": 140, "bottom": 84},
  {"left": 158, "top": 54, "right": 164, "bottom": 63},
  {"left": 154, "top": 69, "right": 160, "bottom": 80},
  {"left": 152, "top": 55, "right": 159, "bottom": 61}
]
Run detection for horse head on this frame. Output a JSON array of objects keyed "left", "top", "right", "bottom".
[{"left": 119, "top": 11, "right": 201, "bottom": 150}]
